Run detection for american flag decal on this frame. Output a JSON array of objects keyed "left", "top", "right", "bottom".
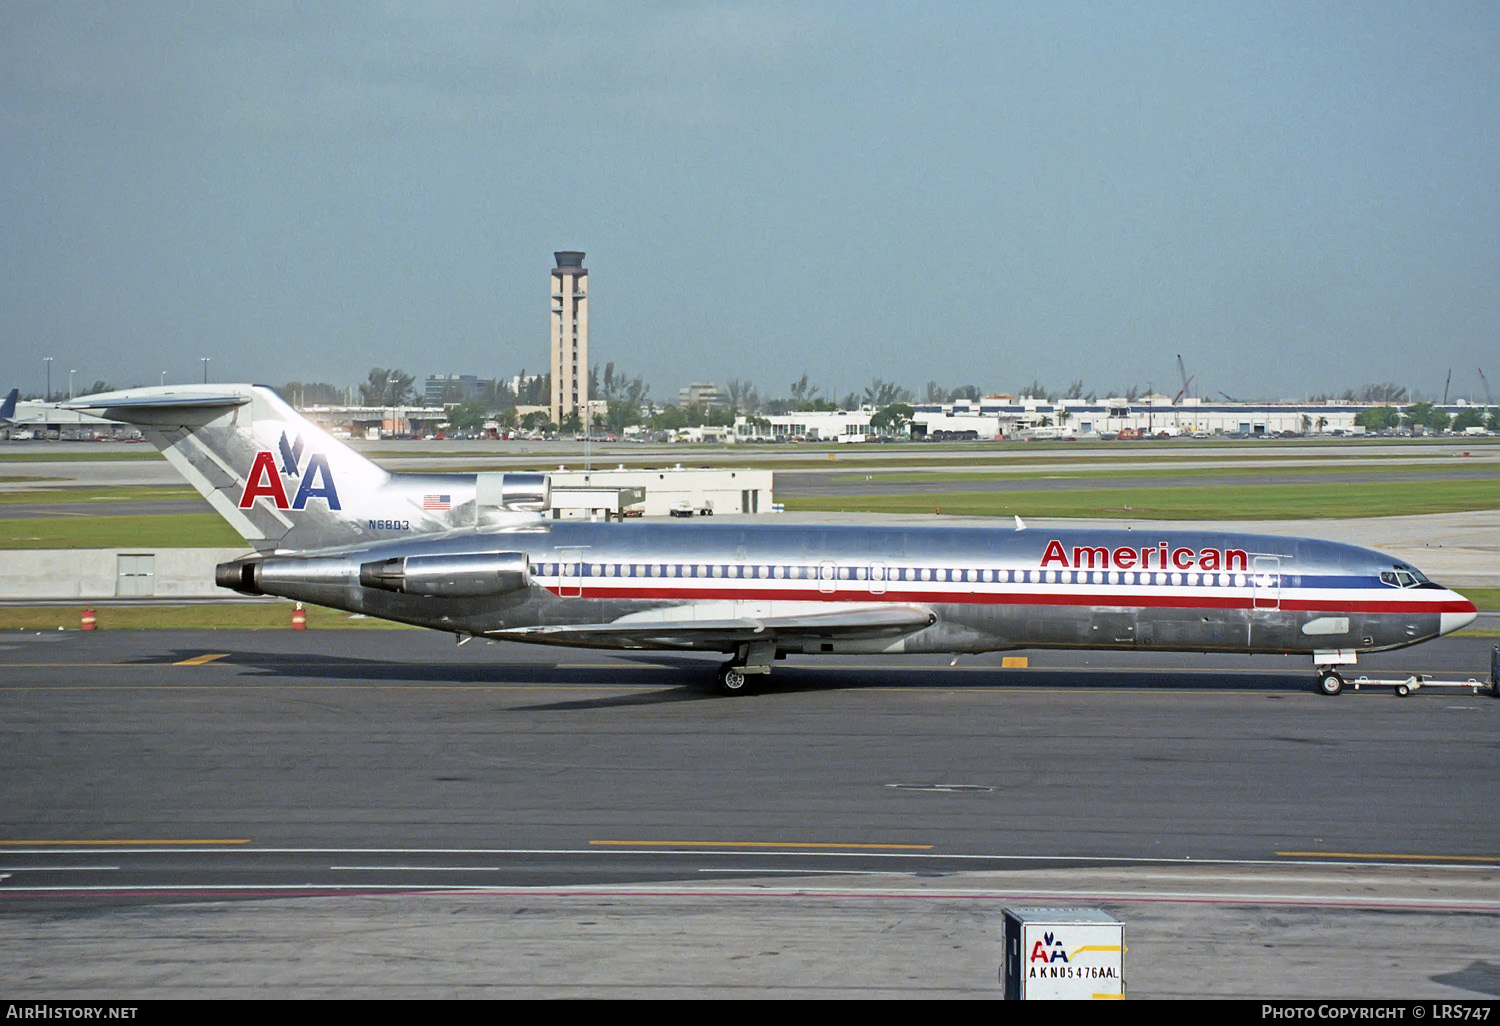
[{"left": 423, "top": 494, "right": 451, "bottom": 511}]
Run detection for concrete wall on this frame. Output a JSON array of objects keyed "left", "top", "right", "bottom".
[{"left": 0, "top": 548, "right": 247, "bottom": 600}]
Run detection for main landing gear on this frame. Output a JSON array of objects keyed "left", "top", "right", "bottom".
[
  {"left": 717, "top": 662, "right": 751, "bottom": 695},
  {"left": 715, "top": 642, "right": 777, "bottom": 695}
]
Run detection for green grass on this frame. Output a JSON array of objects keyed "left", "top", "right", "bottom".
[
  {"left": 0, "top": 486, "right": 199, "bottom": 505},
  {"left": 0, "top": 603, "right": 420, "bottom": 630},
  {"left": 0, "top": 513, "right": 242, "bottom": 549},
  {"left": 372, "top": 452, "right": 1494, "bottom": 477},
  {"left": 1457, "top": 588, "right": 1500, "bottom": 610},
  {"left": 783, "top": 479, "right": 1500, "bottom": 520},
  {"left": 833, "top": 458, "right": 1490, "bottom": 486},
  {"left": 0, "top": 449, "right": 162, "bottom": 462}
]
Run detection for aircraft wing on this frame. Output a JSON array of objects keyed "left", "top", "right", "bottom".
[{"left": 488, "top": 603, "right": 937, "bottom": 650}]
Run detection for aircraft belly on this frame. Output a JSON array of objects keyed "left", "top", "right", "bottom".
[{"left": 953, "top": 600, "right": 1428, "bottom": 655}]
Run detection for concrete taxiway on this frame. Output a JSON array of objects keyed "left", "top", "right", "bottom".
[{"left": 2, "top": 629, "right": 1497, "bottom": 998}]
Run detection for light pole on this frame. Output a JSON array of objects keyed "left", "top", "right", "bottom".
[
  {"left": 201, "top": 357, "right": 210, "bottom": 383},
  {"left": 43, "top": 357, "right": 53, "bottom": 401},
  {"left": 160, "top": 371, "right": 167, "bottom": 386},
  {"left": 388, "top": 374, "right": 400, "bottom": 439},
  {"left": 69, "top": 369, "right": 76, "bottom": 399}
]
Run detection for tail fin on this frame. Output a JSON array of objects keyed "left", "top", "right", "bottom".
[
  {"left": 0, "top": 388, "right": 17, "bottom": 422},
  {"left": 65, "top": 384, "right": 390, "bottom": 552}
]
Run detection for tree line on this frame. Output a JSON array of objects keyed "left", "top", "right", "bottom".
[{"left": 271, "top": 369, "right": 1500, "bottom": 436}]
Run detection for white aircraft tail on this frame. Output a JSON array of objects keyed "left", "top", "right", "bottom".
[{"left": 66, "top": 384, "right": 393, "bottom": 552}]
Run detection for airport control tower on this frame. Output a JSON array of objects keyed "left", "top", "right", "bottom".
[{"left": 550, "top": 251, "right": 588, "bottom": 428}]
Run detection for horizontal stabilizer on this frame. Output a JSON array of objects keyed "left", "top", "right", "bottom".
[{"left": 62, "top": 388, "right": 250, "bottom": 416}]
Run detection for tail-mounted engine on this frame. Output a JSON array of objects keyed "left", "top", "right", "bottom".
[
  {"left": 359, "top": 551, "right": 531, "bottom": 597},
  {"left": 217, "top": 550, "right": 532, "bottom": 599}
]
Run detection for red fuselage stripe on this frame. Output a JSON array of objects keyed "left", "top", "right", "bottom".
[{"left": 541, "top": 586, "right": 1472, "bottom": 615}]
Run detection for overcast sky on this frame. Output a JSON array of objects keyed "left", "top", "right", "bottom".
[{"left": 2, "top": 2, "right": 1496, "bottom": 402}]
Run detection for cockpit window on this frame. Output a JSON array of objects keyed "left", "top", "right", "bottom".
[{"left": 1381, "top": 568, "right": 1430, "bottom": 589}]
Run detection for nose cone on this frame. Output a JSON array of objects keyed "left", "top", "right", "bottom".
[{"left": 1439, "top": 595, "right": 1478, "bottom": 636}]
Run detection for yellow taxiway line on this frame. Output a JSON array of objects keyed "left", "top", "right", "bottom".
[
  {"left": 0, "top": 839, "right": 250, "bottom": 846},
  {"left": 173, "top": 653, "right": 229, "bottom": 665}
]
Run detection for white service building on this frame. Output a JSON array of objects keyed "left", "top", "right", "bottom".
[{"left": 548, "top": 466, "right": 775, "bottom": 518}]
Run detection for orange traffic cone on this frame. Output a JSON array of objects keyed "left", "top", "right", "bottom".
[
  {"left": 291, "top": 602, "right": 306, "bottom": 630},
  {"left": 81, "top": 606, "right": 96, "bottom": 631}
]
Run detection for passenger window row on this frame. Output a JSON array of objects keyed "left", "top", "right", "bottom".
[{"left": 534, "top": 563, "right": 1265, "bottom": 589}]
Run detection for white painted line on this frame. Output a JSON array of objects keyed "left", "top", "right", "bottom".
[
  {"left": 329, "top": 865, "right": 519, "bottom": 872},
  {"left": 0, "top": 865, "right": 118, "bottom": 871},
  {"left": 2, "top": 845, "right": 1493, "bottom": 873},
  {"left": 0, "top": 882, "right": 1495, "bottom": 912}
]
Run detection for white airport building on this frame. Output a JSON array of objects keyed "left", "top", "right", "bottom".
[
  {"left": 734, "top": 397, "right": 1494, "bottom": 441},
  {"left": 548, "top": 466, "right": 775, "bottom": 518}
]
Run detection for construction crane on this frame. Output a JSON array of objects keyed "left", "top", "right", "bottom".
[
  {"left": 1173, "top": 354, "right": 1195, "bottom": 405},
  {"left": 1443, "top": 368, "right": 1451, "bottom": 405},
  {"left": 1480, "top": 367, "right": 1494, "bottom": 409}
]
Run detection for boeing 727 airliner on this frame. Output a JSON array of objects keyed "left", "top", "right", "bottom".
[{"left": 63, "top": 385, "right": 1477, "bottom": 694}]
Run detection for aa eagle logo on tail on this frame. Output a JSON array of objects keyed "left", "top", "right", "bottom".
[{"left": 237, "top": 432, "right": 341, "bottom": 510}]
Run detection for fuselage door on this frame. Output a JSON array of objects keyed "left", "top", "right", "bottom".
[
  {"left": 818, "top": 560, "right": 837, "bottom": 595},
  {"left": 559, "top": 548, "right": 584, "bottom": 599},
  {"left": 1252, "top": 555, "right": 1280, "bottom": 610}
]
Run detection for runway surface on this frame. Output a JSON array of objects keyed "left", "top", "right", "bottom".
[{"left": 3, "top": 629, "right": 1498, "bottom": 997}]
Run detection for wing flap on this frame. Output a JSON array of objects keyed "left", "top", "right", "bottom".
[{"left": 489, "top": 603, "right": 936, "bottom": 649}]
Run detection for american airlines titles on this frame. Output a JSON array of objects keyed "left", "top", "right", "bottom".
[{"left": 1040, "top": 538, "right": 1249, "bottom": 572}]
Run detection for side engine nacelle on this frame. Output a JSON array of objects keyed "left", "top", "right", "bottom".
[
  {"left": 358, "top": 551, "right": 531, "bottom": 597},
  {"left": 215, "top": 554, "right": 359, "bottom": 596}
]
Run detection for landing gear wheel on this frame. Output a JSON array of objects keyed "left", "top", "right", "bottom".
[
  {"left": 717, "top": 663, "right": 751, "bottom": 696},
  {"left": 1317, "top": 670, "right": 1344, "bottom": 696}
]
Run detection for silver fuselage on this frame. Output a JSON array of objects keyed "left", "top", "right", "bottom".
[{"left": 244, "top": 520, "right": 1476, "bottom": 657}]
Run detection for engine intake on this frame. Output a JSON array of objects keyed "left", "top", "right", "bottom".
[
  {"left": 359, "top": 551, "right": 531, "bottom": 597},
  {"left": 475, "top": 472, "right": 549, "bottom": 512}
]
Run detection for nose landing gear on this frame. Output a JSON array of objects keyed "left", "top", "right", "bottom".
[
  {"left": 1313, "top": 646, "right": 1498, "bottom": 698},
  {"left": 1317, "top": 670, "right": 1345, "bottom": 696}
]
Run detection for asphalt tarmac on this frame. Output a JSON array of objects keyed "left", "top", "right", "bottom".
[{"left": 3, "top": 629, "right": 1497, "bottom": 998}]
